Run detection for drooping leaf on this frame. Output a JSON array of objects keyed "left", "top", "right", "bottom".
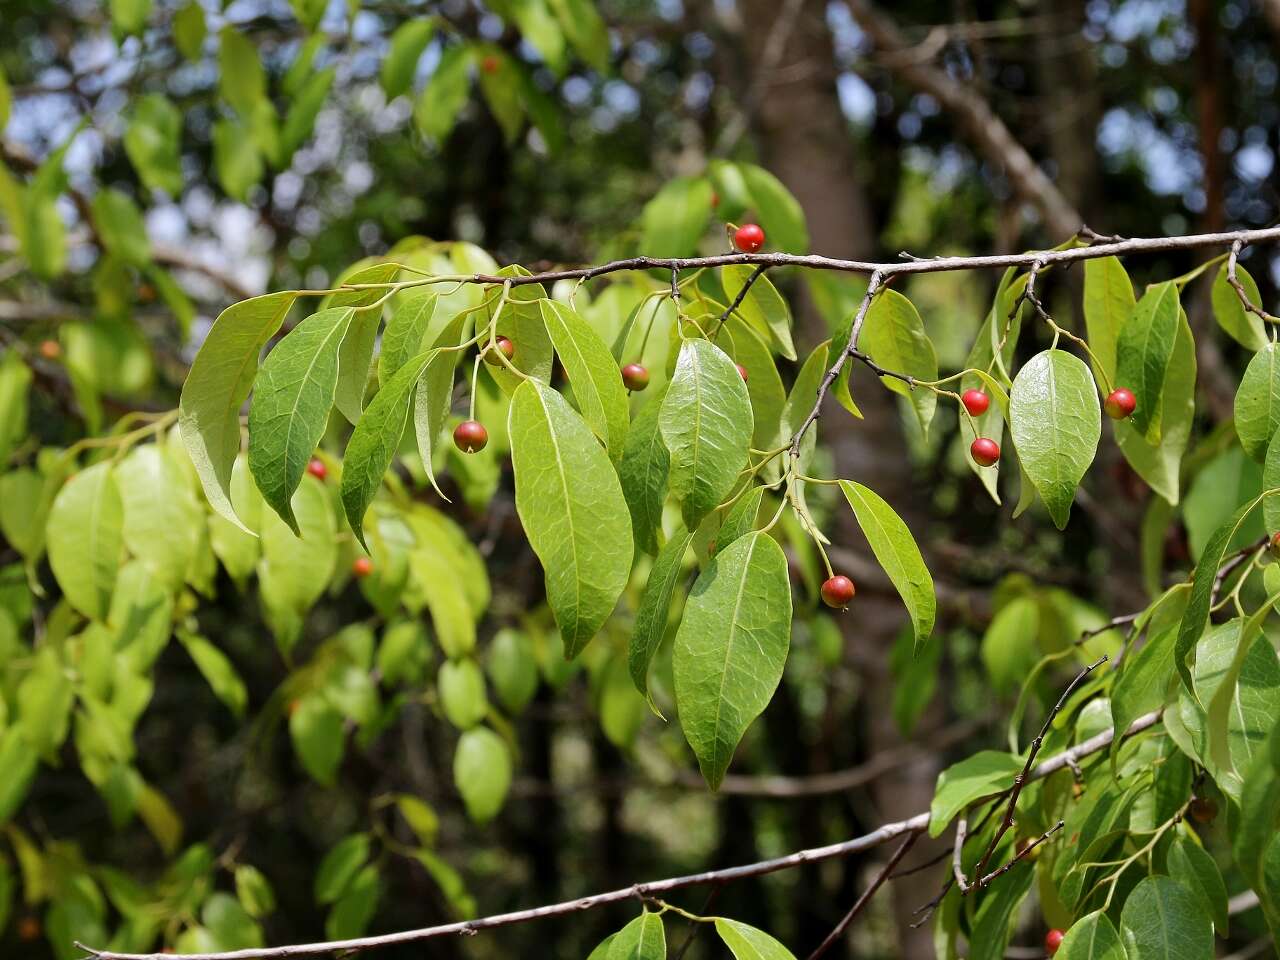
[
  {"left": 280, "top": 67, "right": 335, "bottom": 161},
  {"left": 453, "top": 726, "right": 511, "bottom": 823},
  {"left": 618, "top": 388, "right": 671, "bottom": 556},
  {"left": 980, "top": 596, "right": 1039, "bottom": 695},
  {"left": 673, "top": 532, "right": 791, "bottom": 789},
  {"left": 438, "top": 659, "right": 489, "bottom": 730},
  {"left": 330, "top": 262, "right": 401, "bottom": 423},
  {"left": 1115, "top": 280, "right": 1180, "bottom": 441},
  {"left": 381, "top": 19, "right": 436, "bottom": 99},
  {"left": 173, "top": 2, "right": 206, "bottom": 60},
  {"left": 1082, "top": 256, "right": 1135, "bottom": 382},
  {"left": 1110, "top": 624, "right": 1177, "bottom": 759},
  {"left": 541, "top": 299, "right": 629, "bottom": 458},
  {"left": 1235, "top": 342, "right": 1280, "bottom": 462},
  {"left": 486, "top": 629, "right": 539, "bottom": 714},
  {"left": 414, "top": 44, "right": 474, "bottom": 143},
  {"left": 412, "top": 313, "right": 469, "bottom": 499},
  {"left": 218, "top": 27, "right": 266, "bottom": 114},
  {"left": 1211, "top": 261, "right": 1269, "bottom": 352},
  {"left": 1167, "top": 835, "right": 1228, "bottom": 933},
  {"left": 968, "top": 861, "right": 1033, "bottom": 960},
  {"left": 547, "top": 0, "right": 609, "bottom": 71},
  {"left": 660, "top": 338, "right": 753, "bottom": 531},
  {"left": 258, "top": 476, "right": 338, "bottom": 653},
  {"left": 1119, "top": 876, "right": 1213, "bottom": 960},
  {"left": 1057, "top": 910, "right": 1126, "bottom": 960},
  {"left": 314, "top": 834, "right": 370, "bottom": 905},
  {"left": 630, "top": 529, "right": 691, "bottom": 701},
  {"left": 1009, "top": 349, "right": 1100, "bottom": 529},
  {"left": 290, "top": 695, "right": 345, "bottom": 786},
  {"left": 738, "top": 163, "right": 808, "bottom": 254},
  {"left": 115, "top": 446, "right": 201, "bottom": 591},
  {"left": 248, "top": 307, "right": 355, "bottom": 532},
  {"left": 47, "top": 463, "right": 123, "bottom": 621},
  {"left": 858, "top": 289, "right": 938, "bottom": 436},
  {"left": 179, "top": 634, "right": 248, "bottom": 719},
  {"left": 721, "top": 266, "right": 796, "bottom": 361},
  {"left": 509, "top": 380, "right": 633, "bottom": 658},
  {"left": 722, "top": 318, "right": 787, "bottom": 450},
  {"left": 0, "top": 352, "right": 32, "bottom": 468},
  {"left": 1266, "top": 429, "right": 1280, "bottom": 534},
  {"left": 379, "top": 292, "right": 438, "bottom": 385},
  {"left": 608, "top": 911, "right": 666, "bottom": 960},
  {"left": 714, "top": 917, "right": 798, "bottom": 960},
  {"left": 838, "top": 481, "right": 935, "bottom": 649}
]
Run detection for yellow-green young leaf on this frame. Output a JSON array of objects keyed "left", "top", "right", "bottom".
[
  {"left": 248, "top": 307, "right": 355, "bottom": 532},
  {"left": 859, "top": 289, "right": 938, "bottom": 436},
  {"left": 639, "top": 176, "right": 712, "bottom": 257},
  {"left": 0, "top": 469, "right": 44, "bottom": 560},
  {"left": 630, "top": 529, "right": 691, "bottom": 700},
  {"left": 290, "top": 694, "right": 345, "bottom": 786},
  {"left": 48, "top": 463, "right": 123, "bottom": 621},
  {"left": 173, "top": 1, "right": 206, "bottom": 59},
  {"left": 379, "top": 292, "right": 438, "bottom": 384},
  {"left": 506, "top": 0, "right": 566, "bottom": 74},
  {"left": 1116, "top": 315, "right": 1195, "bottom": 505},
  {"left": 547, "top": 0, "right": 609, "bottom": 71},
  {"left": 110, "top": 0, "right": 151, "bottom": 37},
  {"left": 124, "top": 94, "right": 183, "bottom": 196},
  {"left": 115, "top": 446, "right": 201, "bottom": 591},
  {"left": 212, "top": 118, "right": 262, "bottom": 200},
  {"left": 0, "top": 727, "right": 37, "bottom": 822},
  {"left": 202, "top": 892, "right": 263, "bottom": 950},
  {"left": 179, "top": 634, "right": 248, "bottom": 718},
  {"left": 1212, "top": 262, "right": 1270, "bottom": 352},
  {"left": 510, "top": 381, "right": 633, "bottom": 656},
  {"left": 541, "top": 299, "right": 630, "bottom": 458},
  {"left": 929, "top": 750, "right": 1022, "bottom": 837},
  {"left": 406, "top": 504, "right": 489, "bottom": 617},
  {"left": 486, "top": 628, "right": 539, "bottom": 714},
  {"left": 1119, "top": 876, "right": 1213, "bottom": 959},
  {"left": 407, "top": 539, "right": 477, "bottom": 661},
  {"left": 1082, "top": 256, "right": 1135, "bottom": 382},
  {"left": 91, "top": 189, "right": 150, "bottom": 267},
  {"left": 209, "top": 457, "right": 263, "bottom": 585},
  {"left": 1057, "top": 911, "right": 1125, "bottom": 960},
  {"left": 438, "top": 659, "right": 489, "bottom": 730},
  {"left": 415, "top": 44, "right": 474, "bottom": 143},
  {"left": 1009, "top": 349, "right": 1100, "bottom": 529},
  {"left": 722, "top": 266, "right": 796, "bottom": 361},
  {"left": 258, "top": 476, "right": 337, "bottom": 653},
  {"left": 0, "top": 351, "right": 32, "bottom": 466},
  {"left": 722, "top": 318, "right": 786, "bottom": 450},
  {"left": 673, "top": 532, "right": 791, "bottom": 790},
  {"left": 660, "top": 339, "right": 753, "bottom": 531},
  {"left": 219, "top": 27, "right": 266, "bottom": 114},
  {"left": 453, "top": 727, "right": 511, "bottom": 823},
  {"left": 180, "top": 291, "right": 298, "bottom": 530},
  {"left": 280, "top": 67, "right": 335, "bottom": 161},
  {"left": 17, "top": 647, "right": 74, "bottom": 757},
  {"left": 22, "top": 135, "right": 71, "bottom": 279},
  {"left": 381, "top": 19, "right": 436, "bottom": 99},
  {"left": 1235, "top": 342, "right": 1280, "bottom": 462},
  {"left": 738, "top": 163, "right": 809, "bottom": 254},
  {"left": 714, "top": 918, "right": 797, "bottom": 960},
  {"left": 608, "top": 912, "right": 666, "bottom": 960},
  {"left": 290, "top": 0, "right": 326, "bottom": 30},
  {"left": 782, "top": 341, "right": 830, "bottom": 478},
  {"left": 314, "top": 834, "right": 370, "bottom": 904},
  {"left": 838, "top": 481, "right": 935, "bottom": 649},
  {"left": 1115, "top": 280, "right": 1180, "bottom": 442},
  {"left": 618, "top": 387, "right": 670, "bottom": 556}
]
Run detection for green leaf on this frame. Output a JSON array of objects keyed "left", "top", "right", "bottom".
[
  {"left": 608, "top": 912, "right": 666, "bottom": 960},
  {"left": 290, "top": 0, "right": 327, "bottom": 31},
  {"left": 541, "top": 299, "right": 629, "bottom": 458},
  {"left": 382, "top": 20, "right": 435, "bottom": 98},
  {"left": 1057, "top": 910, "right": 1126, "bottom": 960},
  {"left": 173, "top": 2, "right": 206, "bottom": 60},
  {"left": 838, "top": 480, "right": 935, "bottom": 649},
  {"left": 738, "top": 163, "right": 808, "bottom": 254},
  {"left": 219, "top": 27, "right": 266, "bottom": 114},
  {"left": 722, "top": 318, "right": 787, "bottom": 450},
  {"left": 1009, "top": 349, "right": 1100, "bottom": 529},
  {"left": 290, "top": 694, "right": 345, "bottom": 786},
  {"left": 673, "top": 532, "right": 791, "bottom": 789},
  {"left": 17, "top": 648, "right": 74, "bottom": 757},
  {"left": 47, "top": 463, "right": 123, "bottom": 621},
  {"left": 234, "top": 866, "right": 275, "bottom": 918},
  {"left": 660, "top": 338, "right": 753, "bottom": 531},
  {"left": 618, "top": 388, "right": 670, "bottom": 556},
  {"left": 1082, "top": 256, "right": 1135, "bottom": 382},
  {"left": 379, "top": 292, "right": 439, "bottom": 385},
  {"left": 476, "top": 48, "right": 524, "bottom": 143},
  {"left": 325, "top": 865, "right": 379, "bottom": 941},
  {"left": 546, "top": 0, "right": 609, "bottom": 71},
  {"left": 0, "top": 352, "right": 32, "bottom": 467},
  {"left": 330, "top": 263, "right": 401, "bottom": 423},
  {"left": 124, "top": 94, "right": 183, "bottom": 195},
  {"left": 1119, "top": 876, "right": 1213, "bottom": 960},
  {"left": 438, "top": 659, "right": 489, "bottom": 729},
  {"left": 929, "top": 750, "right": 1022, "bottom": 837},
  {"left": 91, "top": 189, "right": 150, "bottom": 267},
  {"left": 968, "top": 861, "right": 1033, "bottom": 960},
  {"left": 639, "top": 176, "right": 712, "bottom": 257},
  {"left": 280, "top": 67, "right": 335, "bottom": 161},
  {"left": 0, "top": 728, "right": 36, "bottom": 823},
  {"left": 509, "top": 380, "right": 633, "bottom": 658},
  {"left": 1110, "top": 624, "right": 1176, "bottom": 756},
  {"left": 1116, "top": 314, "right": 1195, "bottom": 505},
  {"left": 259, "top": 476, "right": 337, "bottom": 652},
  {"left": 1115, "top": 280, "right": 1180, "bottom": 441},
  {"left": 0, "top": 65, "right": 9, "bottom": 133},
  {"left": 630, "top": 529, "right": 691, "bottom": 701},
  {"left": 412, "top": 314, "right": 469, "bottom": 499},
  {"left": 1211, "top": 262, "right": 1269, "bottom": 351},
  {"left": 180, "top": 292, "right": 298, "bottom": 530},
  {"left": 248, "top": 307, "right": 355, "bottom": 532},
  {"left": 110, "top": 0, "right": 151, "bottom": 36},
  {"left": 859, "top": 289, "right": 938, "bottom": 436},
  {"left": 1167, "top": 835, "right": 1228, "bottom": 933},
  {"left": 415, "top": 45, "right": 474, "bottom": 143},
  {"left": 979, "top": 596, "right": 1039, "bottom": 695},
  {"left": 1267, "top": 429, "right": 1280, "bottom": 534},
  {"left": 1235, "top": 342, "right": 1280, "bottom": 462},
  {"left": 714, "top": 918, "right": 797, "bottom": 960},
  {"left": 453, "top": 726, "right": 511, "bottom": 823},
  {"left": 315, "top": 834, "right": 370, "bottom": 905},
  {"left": 722, "top": 266, "right": 796, "bottom": 361},
  {"left": 213, "top": 118, "right": 262, "bottom": 201},
  {"left": 179, "top": 634, "right": 248, "bottom": 718},
  {"left": 486, "top": 628, "right": 539, "bottom": 714},
  {"left": 116, "top": 445, "right": 202, "bottom": 591}
]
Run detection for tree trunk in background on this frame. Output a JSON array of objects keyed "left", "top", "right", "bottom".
[{"left": 734, "top": 3, "right": 940, "bottom": 955}]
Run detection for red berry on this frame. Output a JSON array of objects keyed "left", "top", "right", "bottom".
[
  {"left": 352, "top": 556, "right": 373, "bottom": 579},
  {"left": 481, "top": 54, "right": 500, "bottom": 74},
  {"left": 18, "top": 917, "right": 40, "bottom": 941},
  {"left": 1104, "top": 387, "right": 1136, "bottom": 420},
  {"left": 1189, "top": 797, "right": 1218, "bottom": 823},
  {"left": 1045, "top": 929, "right": 1065, "bottom": 955},
  {"left": 454, "top": 420, "right": 488, "bottom": 453},
  {"left": 38, "top": 339, "right": 61, "bottom": 360},
  {"left": 1271, "top": 531, "right": 1280, "bottom": 560},
  {"left": 710, "top": 191, "right": 720, "bottom": 208},
  {"left": 961, "top": 389, "right": 989, "bottom": 417},
  {"left": 621, "top": 363, "right": 650, "bottom": 391},
  {"left": 485, "top": 336, "right": 515, "bottom": 366},
  {"left": 736, "top": 363, "right": 750, "bottom": 382},
  {"left": 306, "top": 458, "right": 327, "bottom": 480},
  {"left": 970, "top": 437, "right": 1000, "bottom": 467},
  {"left": 733, "top": 223, "right": 765, "bottom": 253},
  {"left": 820, "top": 575, "right": 856, "bottom": 609}
]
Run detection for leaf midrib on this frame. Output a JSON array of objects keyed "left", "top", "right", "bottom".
[{"left": 710, "top": 535, "right": 758, "bottom": 773}]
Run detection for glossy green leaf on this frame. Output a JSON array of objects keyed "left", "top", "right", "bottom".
[
  {"left": 47, "top": 463, "right": 123, "bottom": 621},
  {"left": 673, "top": 532, "right": 791, "bottom": 789},
  {"left": 722, "top": 318, "right": 786, "bottom": 450},
  {"left": 929, "top": 750, "right": 1022, "bottom": 837},
  {"left": 739, "top": 163, "right": 808, "bottom": 254},
  {"left": 838, "top": 481, "right": 935, "bottom": 649},
  {"left": 714, "top": 917, "right": 797, "bottom": 960},
  {"left": 630, "top": 529, "right": 691, "bottom": 701},
  {"left": 379, "top": 292, "right": 438, "bottom": 385},
  {"left": 180, "top": 291, "right": 298, "bottom": 530},
  {"left": 1212, "top": 261, "right": 1269, "bottom": 351},
  {"left": 91, "top": 189, "right": 150, "bottom": 267},
  {"left": 1266, "top": 429, "right": 1280, "bottom": 533},
  {"left": 382, "top": 19, "right": 436, "bottom": 99},
  {"left": 660, "top": 338, "right": 753, "bottom": 531},
  {"left": 639, "top": 176, "right": 712, "bottom": 257},
  {"left": 453, "top": 726, "right": 511, "bottom": 823},
  {"left": 509, "top": 380, "right": 633, "bottom": 658},
  {"left": 1116, "top": 314, "right": 1195, "bottom": 505},
  {"left": 968, "top": 861, "right": 1033, "bottom": 960},
  {"left": 618, "top": 388, "right": 670, "bottom": 556},
  {"left": 1167, "top": 835, "right": 1228, "bottom": 932},
  {"left": 1115, "top": 280, "right": 1180, "bottom": 441},
  {"left": 248, "top": 307, "right": 355, "bottom": 532},
  {"left": 609, "top": 912, "right": 666, "bottom": 960},
  {"left": 722, "top": 266, "right": 796, "bottom": 361},
  {"left": 1058, "top": 910, "right": 1126, "bottom": 960},
  {"left": 1009, "top": 349, "right": 1100, "bottom": 529},
  {"left": 1235, "top": 342, "right": 1280, "bottom": 462},
  {"left": 1082, "top": 256, "right": 1135, "bottom": 382},
  {"left": 859, "top": 289, "right": 938, "bottom": 436},
  {"left": 1110, "top": 624, "right": 1176, "bottom": 756},
  {"left": 415, "top": 45, "right": 474, "bottom": 143},
  {"left": 1119, "top": 876, "right": 1213, "bottom": 959},
  {"left": 541, "top": 299, "right": 629, "bottom": 457}
]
